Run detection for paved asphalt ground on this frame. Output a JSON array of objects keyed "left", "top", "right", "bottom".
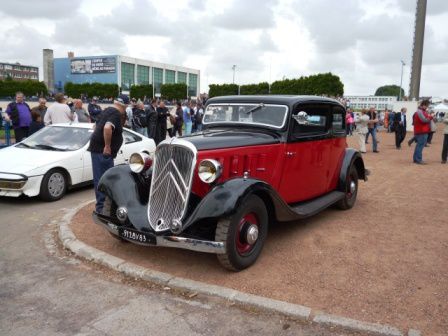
[{"left": 0, "top": 187, "right": 361, "bottom": 336}]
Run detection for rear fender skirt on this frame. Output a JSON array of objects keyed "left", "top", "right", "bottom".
[{"left": 338, "top": 149, "right": 367, "bottom": 191}]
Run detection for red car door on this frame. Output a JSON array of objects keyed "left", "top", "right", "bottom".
[
  {"left": 278, "top": 104, "right": 332, "bottom": 203},
  {"left": 327, "top": 105, "right": 347, "bottom": 191}
]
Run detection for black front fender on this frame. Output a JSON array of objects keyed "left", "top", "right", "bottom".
[
  {"left": 338, "top": 148, "right": 367, "bottom": 191},
  {"left": 98, "top": 165, "right": 152, "bottom": 231},
  {"left": 183, "top": 178, "right": 304, "bottom": 229}
]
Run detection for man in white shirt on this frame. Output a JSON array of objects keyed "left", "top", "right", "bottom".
[{"left": 44, "top": 93, "right": 76, "bottom": 125}]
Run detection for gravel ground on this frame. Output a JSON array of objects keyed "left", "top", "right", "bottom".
[{"left": 71, "top": 125, "right": 448, "bottom": 335}]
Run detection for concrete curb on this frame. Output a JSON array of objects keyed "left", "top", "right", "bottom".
[{"left": 58, "top": 203, "right": 421, "bottom": 336}]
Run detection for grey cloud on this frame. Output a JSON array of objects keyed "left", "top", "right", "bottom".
[
  {"left": 0, "top": 25, "right": 49, "bottom": 67},
  {"left": 52, "top": 14, "right": 127, "bottom": 55},
  {"left": 294, "top": 0, "right": 364, "bottom": 53},
  {"left": 97, "top": 0, "right": 172, "bottom": 37},
  {"left": 257, "top": 31, "right": 279, "bottom": 52},
  {"left": 0, "top": 0, "right": 82, "bottom": 19},
  {"left": 212, "top": 0, "right": 279, "bottom": 30},
  {"left": 396, "top": 0, "right": 448, "bottom": 15},
  {"left": 188, "top": 0, "right": 206, "bottom": 11}
]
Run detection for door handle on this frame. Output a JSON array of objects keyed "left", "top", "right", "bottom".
[{"left": 286, "top": 151, "right": 296, "bottom": 157}]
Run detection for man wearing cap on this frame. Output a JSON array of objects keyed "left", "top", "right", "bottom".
[
  {"left": 88, "top": 95, "right": 129, "bottom": 213},
  {"left": 88, "top": 97, "right": 102, "bottom": 123}
]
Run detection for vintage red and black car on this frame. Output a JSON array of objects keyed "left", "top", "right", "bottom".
[{"left": 93, "top": 95, "right": 368, "bottom": 271}]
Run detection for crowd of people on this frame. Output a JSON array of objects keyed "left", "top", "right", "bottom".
[
  {"left": 1, "top": 91, "right": 206, "bottom": 146},
  {"left": 351, "top": 100, "right": 448, "bottom": 165}
]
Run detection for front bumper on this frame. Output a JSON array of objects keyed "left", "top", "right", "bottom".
[{"left": 92, "top": 212, "right": 225, "bottom": 254}]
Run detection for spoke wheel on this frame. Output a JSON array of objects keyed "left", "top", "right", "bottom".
[
  {"left": 337, "top": 165, "right": 358, "bottom": 210},
  {"left": 39, "top": 169, "right": 67, "bottom": 201},
  {"left": 215, "top": 195, "right": 268, "bottom": 271}
]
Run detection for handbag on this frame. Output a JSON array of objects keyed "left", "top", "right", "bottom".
[{"left": 430, "top": 120, "right": 436, "bottom": 132}]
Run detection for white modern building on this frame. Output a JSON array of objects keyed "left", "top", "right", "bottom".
[{"left": 345, "top": 96, "right": 397, "bottom": 111}]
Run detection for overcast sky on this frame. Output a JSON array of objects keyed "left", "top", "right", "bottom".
[{"left": 0, "top": 0, "right": 447, "bottom": 97}]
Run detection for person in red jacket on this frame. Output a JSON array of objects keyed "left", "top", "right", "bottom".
[{"left": 412, "top": 100, "right": 433, "bottom": 164}]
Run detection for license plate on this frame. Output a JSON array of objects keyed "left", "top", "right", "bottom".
[{"left": 118, "top": 227, "right": 156, "bottom": 245}]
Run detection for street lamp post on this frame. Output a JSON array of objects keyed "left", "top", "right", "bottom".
[
  {"left": 399, "top": 60, "right": 405, "bottom": 101},
  {"left": 232, "top": 65, "right": 237, "bottom": 84}
]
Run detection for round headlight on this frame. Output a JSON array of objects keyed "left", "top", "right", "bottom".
[
  {"left": 198, "top": 159, "right": 222, "bottom": 184},
  {"left": 129, "top": 152, "right": 152, "bottom": 173}
]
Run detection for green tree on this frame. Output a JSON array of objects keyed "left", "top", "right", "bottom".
[
  {"left": 208, "top": 84, "right": 239, "bottom": 98},
  {"left": 240, "top": 82, "right": 270, "bottom": 95},
  {"left": 160, "top": 83, "right": 188, "bottom": 100},
  {"left": 375, "top": 85, "right": 404, "bottom": 98},
  {"left": 130, "top": 84, "right": 154, "bottom": 100}
]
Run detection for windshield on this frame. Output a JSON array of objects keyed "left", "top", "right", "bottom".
[
  {"left": 19, "top": 126, "right": 92, "bottom": 151},
  {"left": 203, "top": 103, "right": 289, "bottom": 129}
]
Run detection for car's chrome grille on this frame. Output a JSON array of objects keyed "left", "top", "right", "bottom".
[{"left": 147, "top": 138, "right": 197, "bottom": 232}]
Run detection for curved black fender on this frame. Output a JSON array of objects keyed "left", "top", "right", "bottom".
[
  {"left": 338, "top": 148, "right": 367, "bottom": 191},
  {"left": 183, "top": 178, "right": 309, "bottom": 230},
  {"left": 97, "top": 164, "right": 152, "bottom": 231}
]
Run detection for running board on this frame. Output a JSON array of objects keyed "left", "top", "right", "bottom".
[{"left": 289, "top": 191, "right": 345, "bottom": 218}]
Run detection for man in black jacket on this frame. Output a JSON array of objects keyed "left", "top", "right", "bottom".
[
  {"left": 88, "top": 95, "right": 129, "bottom": 213},
  {"left": 394, "top": 108, "right": 407, "bottom": 149},
  {"left": 88, "top": 97, "right": 102, "bottom": 123}
]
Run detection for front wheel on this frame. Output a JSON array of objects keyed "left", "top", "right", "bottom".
[
  {"left": 39, "top": 169, "right": 67, "bottom": 201},
  {"left": 337, "top": 165, "right": 358, "bottom": 210},
  {"left": 215, "top": 195, "right": 268, "bottom": 271}
]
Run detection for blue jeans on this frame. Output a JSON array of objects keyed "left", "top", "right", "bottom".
[
  {"left": 185, "top": 121, "right": 192, "bottom": 135},
  {"left": 413, "top": 134, "right": 428, "bottom": 163},
  {"left": 91, "top": 152, "right": 114, "bottom": 213},
  {"left": 366, "top": 128, "right": 378, "bottom": 151}
]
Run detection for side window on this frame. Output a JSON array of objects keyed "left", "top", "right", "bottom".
[
  {"left": 291, "top": 104, "right": 330, "bottom": 138},
  {"left": 332, "top": 106, "right": 345, "bottom": 133},
  {"left": 123, "top": 130, "right": 142, "bottom": 144}
]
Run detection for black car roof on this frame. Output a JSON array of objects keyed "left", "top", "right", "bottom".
[{"left": 206, "top": 95, "right": 344, "bottom": 108}]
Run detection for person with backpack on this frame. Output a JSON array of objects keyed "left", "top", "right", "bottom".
[
  {"left": 132, "top": 100, "right": 148, "bottom": 136},
  {"left": 4, "top": 91, "right": 32, "bottom": 142}
]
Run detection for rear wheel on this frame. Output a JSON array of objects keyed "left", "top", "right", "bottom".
[
  {"left": 215, "top": 195, "right": 268, "bottom": 271},
  {"left": 39, "top": 169, "right": 67, "bottom": 202},
  {"left": 337, "top": 165, "right": 358, "bottom": 210}
]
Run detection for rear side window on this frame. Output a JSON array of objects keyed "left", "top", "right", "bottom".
[
  {"left": 332, "top": 106, "right": 345, "bottom": 133},
  {"left": 291, "top": 104, "right": 330, "bottom": 138},
  {"left": 123, "top": 130, "right": 142, "bottom": 144}
]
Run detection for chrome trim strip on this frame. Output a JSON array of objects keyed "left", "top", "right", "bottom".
[{"left": 93, "top": 212, "right": 225, "bottom": 254}]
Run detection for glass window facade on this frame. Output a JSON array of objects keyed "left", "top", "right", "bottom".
[
  {"left": 121, "top": 62, "right": 135, "bottom": 90},
  {"left": 188, "top": 73, "right": 198, "bottom": 96},
  {"left": 177, "top": 71, "right": 187, "bottom": 84},
  {"left": 165, "top": 70, "right": 175, "bottom": 84},
  {"left": 153, "top": 67, "right": 163, "bottom": 93},
  {"left": 137, "top": 65, "right": 149, "bottom": 84}
]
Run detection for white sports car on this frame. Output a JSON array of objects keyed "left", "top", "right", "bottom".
[{"left": 0, "top": 123, "right": 156, "bottom": 201}]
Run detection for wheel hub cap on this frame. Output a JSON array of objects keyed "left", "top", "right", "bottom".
[
  {"left": 245, "top": 224, "right": 259, "bottom": 245},
  {"left": 349, "top": 181, "right": 356, "bottom": 194},
  {"left": 48, "top": 173, "right": 64, "bottom": 197}
]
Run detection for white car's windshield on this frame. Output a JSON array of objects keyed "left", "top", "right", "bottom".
[
  {"left": 18, "top": 126, "right": 92, "bottom": 151},
  {"left": 203, "top": 104, "right": 288, "bottom": 129}
]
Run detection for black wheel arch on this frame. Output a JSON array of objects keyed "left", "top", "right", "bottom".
[{"left": 338, "top": 148, "right": 367, "bottom": 192}]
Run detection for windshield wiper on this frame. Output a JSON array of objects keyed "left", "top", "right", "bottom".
[
  {"left": 17, "top": 143, "right": 34, "bottom": 148},
  {"left": 246, "top": 103, "right": 265, "bottom": 114},
  {"left": 34, "top": 144, "right": 66, "bottom": 151}
]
